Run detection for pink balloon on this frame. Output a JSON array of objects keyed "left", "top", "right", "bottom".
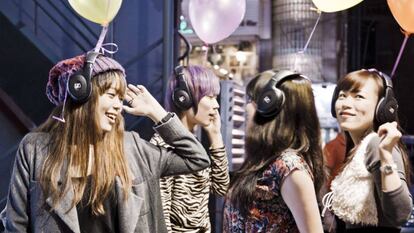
[{"left": 189, "top": 0, "right": 246, "bottom": 44}]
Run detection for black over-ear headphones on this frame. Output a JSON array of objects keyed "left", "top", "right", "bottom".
[
  {"left": 256, "top": 70, "right": 304, "bottom": 118},
  {"left": 331, "top": 68, "right": 398, "bottom": 125},
  {"left": 67, "top": 51, "right": 100, "bottom": 104},
  {"left": 172, "top": 65, "right": 194, "bottom": 111}
]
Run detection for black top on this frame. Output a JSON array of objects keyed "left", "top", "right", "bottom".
[{"left": 76, "top": 176, "right": 118, "bottom": 233}]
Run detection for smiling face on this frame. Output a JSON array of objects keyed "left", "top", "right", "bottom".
[
  {"left": 97, "top": 81, "right": 124, "bottom": 132},
  {"left": 335, "top": 77, "right": 379, "bottom": 141}
]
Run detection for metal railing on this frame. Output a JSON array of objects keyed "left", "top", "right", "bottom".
[
  {"left": 1, "top": 0, "right": 169, "bottom": 132},
  {"left": 2, "top": 0, "right": 99, "bottom": 60}
]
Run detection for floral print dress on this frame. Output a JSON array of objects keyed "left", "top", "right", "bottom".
[{"left": 223, "top": 149, "right": 313, "bottom": 233}]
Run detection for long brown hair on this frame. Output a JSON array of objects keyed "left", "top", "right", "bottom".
[
  {"left": 38, "top": 70, "right": 131, "bottom": 215},
  {"left": 228, "top": 71, "right": 325, "bottom": 216},
  {"left": 334, "top": 70, "right": 411, "bottom": 182}
]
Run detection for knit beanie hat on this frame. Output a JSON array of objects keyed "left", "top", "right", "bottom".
[{"left": 46, "top": 54, "right": 125, "bottom": 106}]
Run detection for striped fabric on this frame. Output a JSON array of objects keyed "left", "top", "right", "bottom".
[{"left": 150, "top": 134, "right": 229, "bottom": 232}]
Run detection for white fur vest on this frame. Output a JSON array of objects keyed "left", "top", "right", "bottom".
[{"left": 322, "top": 132, "right": 378, "bottom": 226}]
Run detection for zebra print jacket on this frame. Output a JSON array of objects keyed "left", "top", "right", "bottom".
[{"left": 151, "top": 133, "right": 230, "bottom": 233}]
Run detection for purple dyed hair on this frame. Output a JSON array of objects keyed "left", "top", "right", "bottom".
[{"left": 165, "top": 65, "right": 220, "bottom": 114}]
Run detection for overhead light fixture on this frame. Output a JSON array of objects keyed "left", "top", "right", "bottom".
[
  {"left": 235, "top": 51, "right": 247, "bottom": 63},
  {"left": 219, "top": 68, "right": 229, "bottom": 75}
]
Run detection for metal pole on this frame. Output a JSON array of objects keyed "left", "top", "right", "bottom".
[
  {"left": 162, "top": 0, "right": 174, "bottom": 104},
  {"left": 34, "top": 0, "right": 38, "bottom": 35}
]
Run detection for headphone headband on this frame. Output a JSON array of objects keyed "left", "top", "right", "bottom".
[
  {"left": 83, "top": 51, "right": 99, "bottom": 81},
  {"left": 271, "top": 70, "right": 298, "bottom": 85},
  {"left": 174, "top": 65, "right": 184, "bottom": 77},
  {"left": 256, "top": 69, "right": 306, "bottom": 118},
  {"left": 365, "top": 68, "right": 393, "bottom": 89}
]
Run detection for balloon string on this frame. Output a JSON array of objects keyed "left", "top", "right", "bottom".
[
  {"left": 52, "top": 82, "right": 69, "bottom": 123},
  {"left": 391, "top": 31, "right": 410, "bottom": 78},
  {"left": 100, "top": 43, "right": 119, "bottom": 55},
  {"left": 294, "top": 9, "right": 321, "bottom": 71},
  {"left": 94, "top": 26, "right": 109, "bottom": 53},
  {"left": 203, "top": 43, "right": 209, "bottom": 64},
  {"left": 301, "top": 9, "right": 322, "bottom": 53}
]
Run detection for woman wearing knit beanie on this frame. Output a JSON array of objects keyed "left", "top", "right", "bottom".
[{"left": 1, "top": 52, "right": 210, "bottom": 233}]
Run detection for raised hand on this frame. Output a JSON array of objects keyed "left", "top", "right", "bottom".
[
  {"left": 123, "top": 84, "right": 167, "bottom": 123},
  {"left": 378, "top": 121, "right": 402, "bottom": 154},
  {"left": 203, "top": 109, "right": 224, "bottom": 149},
  {"left": 203, "top": 109, "right": 221, "bottom": 136}
]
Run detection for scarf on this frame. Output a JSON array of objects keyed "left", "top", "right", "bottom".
[{"left": 322, "top": 132, "right": 378, "bottom": 226}]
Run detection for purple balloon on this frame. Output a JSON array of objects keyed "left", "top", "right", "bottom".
[{"left": 189, "top": 0, "right": 246, "bottom": 44}]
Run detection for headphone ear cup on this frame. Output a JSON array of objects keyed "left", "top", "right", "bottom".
[
  {"left": 172, "top": 89, "right": 193, "bottom": 110},
  {"left": 375, "top": 89, "right": 398, "bottom": 125},
  {"left": 331, "top": 86, "right": 339, "bottom": 118},
  {"left": 68, "top": 73, "right": 91, "bottom": 104},
  {"left": 256, "top": 87, "right": 285, "bottom": 118},
  {"left": 172, "top": 66, "right": 193, "bottom": 111}
]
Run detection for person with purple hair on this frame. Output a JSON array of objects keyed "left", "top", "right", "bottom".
[
  {"left": 150, "top": 65, "right": 230, "bottom": 232},
  {"left": 1, "top": 53, "right": 210, "bottom": 233}
]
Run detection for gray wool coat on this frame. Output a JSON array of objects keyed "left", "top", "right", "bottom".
[{"left": 2, "top": 115, "right": 210, "bottom": 233}]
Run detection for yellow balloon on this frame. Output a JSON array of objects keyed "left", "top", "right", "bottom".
[
  {"left": 68, "top": 0, "right": 122, "bottom": 26},
  {"left": 312, "top": 0, "right": 363, "bottom": 13}
]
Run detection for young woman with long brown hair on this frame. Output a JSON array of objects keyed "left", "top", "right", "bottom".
[
  {"left": 223, "top": 70, "right": 325, "bottom": 233},
  {"left": 1, "top": 52, "right": 210, "bottom": 233},
  {"left": 323, "top": 69, "right": 412, "bottom": 233}
]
